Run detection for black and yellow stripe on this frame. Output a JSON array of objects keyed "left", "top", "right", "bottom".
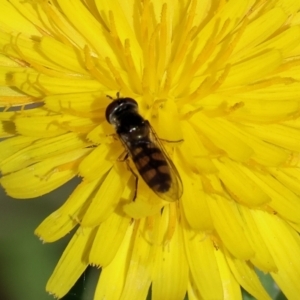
[{"left": 131, "top": 144, "right": 171, "bottom": 193}]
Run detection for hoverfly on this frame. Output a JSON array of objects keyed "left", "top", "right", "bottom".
[{"left": 105, "top": 96, "right": 183, "bottom": 201}]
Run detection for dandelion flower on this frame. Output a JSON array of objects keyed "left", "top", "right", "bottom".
[{"left": 1, "top": 0, "right": 300, "bottom": 299}]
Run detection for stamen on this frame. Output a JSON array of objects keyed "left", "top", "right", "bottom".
[
  {"left": 246, "top": 0, "right": 269, "bottom": 19},
  {"left": 173, "top": 0, "right": 197, "bottom": 56},
  {"left": 105, "top": 57, "right": 131, "bottom": 95},
  {"left": 183, "top": 76, "right": 214, "bottom": 104},
  {"left": 108, "top": 10, "right": 123, "bottom": 52},
  {"left": 124, "top": 39, "right": 142, "bottom": 93},
  {"left": 215, "top": 18, "right": 231, "bottom": 43},
  {"left": 108, "top": 11, "right": 141, "bottom": 94},
  {"left": 4, "top": 33, "right": 82, "bottom": 85},
  {"left": 168, "top": 27, "right": 197, "bottom": 85},
  {"left": 140, "top": 0, "right": 150, "bottom": 67},
  {"left": 84, "top": 46, "right": 118, "bottom": 90},
  {"left": 224, "top": 77, "right": 297, "bottom": 95},
  {"left": 161, "top": 66, "right": 172, "bottom": 97},
  {"left": 147, "top": 24, "right": 160, "bottom": 94},
  {"left": 210, "top": 63, "right": 231, "bottom": 91},
  {"left": 41, "top": 2, "right": 74, "bottom": 47},
  {"left": 276, "top": 59, "right": 300, "bottom": 73},
  {"left": 176, "top": 15, "right": 248, "bottom": 98},
  {"left": 211, "top": 17, "right": 249, "bottom": 71},
  {"left": 174, "top": 19, "right": 220, "bottom": 96},
  {"left": 164, "top": 0, "right": 198, "bottom": 91},
  {"left": 156, "top": 4, "right": 168, "bottom": 89},
  {"left": 141, "top": 66, "right": 150, "bottom": 101}
]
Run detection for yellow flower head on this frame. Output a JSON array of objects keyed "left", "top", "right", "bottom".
[{"left": 1, "top": 0, "right": 300, "bottom": 299}]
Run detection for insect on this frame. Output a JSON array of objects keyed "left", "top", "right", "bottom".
[{"left": 105, "top": 96, "right": 183, "bottom": 201}]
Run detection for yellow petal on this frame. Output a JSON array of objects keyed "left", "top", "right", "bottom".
[
  {"left": 213, "top": 109, "right": 289, "bottom": 165},
  {"left": 152, "top": 216, "right": 188, "bottom": 300},
  {"left": 81, "top": 164, "right": 130, "bottom": 227},
  {"left": 244, "top": 124, "right": 300, "bottom": 152},
  {"left": 120, "top": 219, "right": 155, "bottom": 299},
  {"left": 238, "top": 205, "right": 277, "bottom": 272},
  {"left": 0, "top": 135, "right": 37, "bottom": 165},
  {"left": 0, "top": 53, "right": 20, "bottom": 68},
  {"left": 251, "top": 171, "right": 300, "bottom": 223},
  {"left": 39, "top": 36, "right": 89, "bottom": 74},
  {"left": 46, "top": 227, "right": 91, "bottom": 298},
  {"left": 253, "top": 210, "right": 300, "bottom": 299},
  {"left": 44, "top": 92, "right": 108, "bottom": 114},
  {"left": 178, "top": 161, "right": 214, "bottom": 230},
  {"left": 0, "top": 94, "right": 35, "bottom": 108},
  {"left": 223, "top": 50, "right": 282, "bottom": 88},
  {"left": 225, "top": 250, "right": 271, "bottom": 300},
  {"left": 229, "top": 99, "right": 300, "bottom": 124},
  {"left": 0, "top": 1, "right": 41, "bottom": 35},
  {"left": 95, "top": 225, "right": 133, "bottom": 300},
  {"left": 207, "top": 194, "right": 254, "bottom": 259},
  {"left": 0, "top": 133, "right": 86, "bottom": 174},
  {"left": 267, "top": 0, "right": 300, "bottom": 15},
  {"left": 89, "top": 210, "right": 131, "bottom": 267},
  {"left": 86, "top": 122, "right": 112, "bottom": 144},
  {"left": 214, "top": 247, "right": 242, "bottom": 300},
  {"left": 191, "top": 114, "right": 253, "bottom": 162},
  {"left": 14, "top": 113, "right": 69, "bottom": 137},
  {"left": 214, "top": 158, "right": 271, "bottom": 207},
  {"left": 35, "top": 178, "right": 102, "bottom": 242},
  {"left": 56, "top": 0, "right": 116, "bottom": 61},
  {"left": 78, "top": 143, "right": 116, "bottom": 181},
  {"left": 187, "top": 281, "right": 201, "bottom": 300},
  {"left": 0, "top": 148, "right": 86, "bottom": 198},
  {"left": 149, "top": 99, "right": 183, "bottom": 141},
  {"left": 0, "top": 32, "right": 70, "bottom": 74},
  {"left": 257, "top": 26, "right": 300, "bottom": 58},
  {"left": 241, "top": 82, "right": 300, "bottom": 102},
  {"left": 183, "top": 227, "right": 224, "bottom": 299},
  {"left": 234, "top": 144, "right": 285, "bottom": 174},
  {"left": 11, "top": 71, "right": 103, "bottom": 96},
  {"left": 180, "top": 120, "right": 218, "bottom": 173},
  {"left": 232, "top": 7, "right": 287, "bottom": 60},
  {"left": 123, "top": 192, "right": 164, "bottom": 219},
  {"left": 270, "top": 168, "right": 300, "bottom": 197}
]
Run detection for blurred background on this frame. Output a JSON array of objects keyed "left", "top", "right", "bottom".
[{"left": 0, "top": 178, "right": 99, "bottom": 300}]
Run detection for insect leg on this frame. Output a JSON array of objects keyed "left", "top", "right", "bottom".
[
  {"left": 117, "top": 151, "right": 138, "bottom": 201},
  {"left": 144, "top": 120, "right": 184, "bottom": 144},
  {"left": 159, "top": 138, "right": 184, "bottom": 144},
  {"left": 117, "top": 151, "right": 129, "bottom": 162}
]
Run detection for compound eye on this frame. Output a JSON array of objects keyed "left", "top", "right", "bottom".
[
  {"left": 105, "top": 101, "right": 119, "bottom": 123},
  {"left": 123, "top": 98, "right": 138, "bottom": 107},
  {"left": 105, "top": 98, "right": 139, "bottom": 124}
]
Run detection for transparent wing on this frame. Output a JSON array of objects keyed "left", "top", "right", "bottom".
[
  {"left": 117, "top": 121, "right": 183, "bottom": 202},
  {"left": 146, "top": 122, "right": 183, "bottom": 201}
]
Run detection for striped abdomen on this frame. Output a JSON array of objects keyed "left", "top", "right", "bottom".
[{"left": 131, "top": 143, "right": 171, "bottom": 193}]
